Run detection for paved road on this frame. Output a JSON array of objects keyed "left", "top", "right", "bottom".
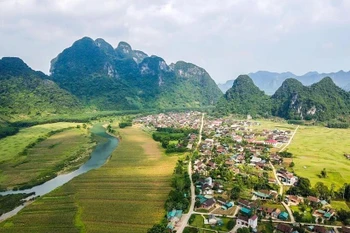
[
  {"left": 176, "top": 113, "right": 204, "bottom": 233},
  {"left": 270, "top": 126, "right": 299, "bottom": 221}
]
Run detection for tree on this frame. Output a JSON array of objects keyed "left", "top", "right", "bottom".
[
  {"left": 237, "top": 227, "right": 250, "bottom": 233},
  {"left": 230, "top": 185, "right": 241, "bottom": 200},
  {"left": 320, "top": 168, "right": 327, "bottom": 178},
  {"left": 314, "top": 182, "right": 330, "bottom": 200},
  {"left": 147, "top": 224, "right": 166, "bottom": 233},
  {"left": 289, "top": 162, "right": 295, "bottom": 168},
  {"left": 227, "top": 220, "right": 236, "bottom": 230}
]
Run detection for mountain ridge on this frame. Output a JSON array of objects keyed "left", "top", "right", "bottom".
[
  {"left": 216, "top": 75, "right": 350, "bottom": 121},
  {"left": 218, "top": 70, "right": 350, "bottom": 94},
  {"left": 50, "top": 37, "right": 222, "bottom": 110},
  {"left": 0, "top": 57, "right": 82, "bottom": 118}
]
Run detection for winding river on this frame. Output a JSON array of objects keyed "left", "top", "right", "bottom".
[{"left": 0, "top": 124, "right": 119, "bottom": 220}]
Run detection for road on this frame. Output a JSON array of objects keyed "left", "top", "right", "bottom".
[
  {"left": 176, "top": 113, "right": 204, "bottom": 233},
  {"left": 270, "top": 125, "right": 299, "bottom": 221}
]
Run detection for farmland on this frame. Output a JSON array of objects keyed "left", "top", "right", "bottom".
[
  {"left": 0, "top": 122, "right": 84, "bottom": 163},
  {"left": 288, "top": 125, "right": 350, "bottom": 188},
  {"left": 0, "top": 125, "right": 178, "bottom": 233},
  {"left": 0, "top": 127, "right": 93, "bottom": 190}
]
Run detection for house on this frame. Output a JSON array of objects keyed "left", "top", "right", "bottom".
[
  {"left": 236, "top": 215, "right": 258, "bottom": 229},
  {"left": 277, "top": 170, "right": 298, "bottom": 185},
  {"left": 314, "top": 225, "right": 327, "bottom": 233},
  {"left": 250, "top": 156, "right": 262, "bottom": 164},
  {"left": 204, "top": 215, "right": 223, "bottom": 225},
  {"left": 286, "top": 195, "right": 302, "bottom": 205},
  {"left": 240, "top": 207, "right": 252, "bottom": 216},
  {"left": 166, "top": 209, "right": 183, "bottom": 231},
  {"left": 307, "top": 196, "right": 320, "bottom": 204},
  {"left": 279, "top": 211, "right": 289, "bottom": 220},
  {"left": 238, "top": 199, "right": 251, "bottom": 208},
  {"left": 272, "top": 208, "right": 281, "bottom": 218},
  {"left": 217, "top": 197, "right": 227, "bottom": 205},
  {"left": 276, "top": 223, "right": 293, "bottom": 233},
  {"left": 201, "top": 198, "right": 216, "bottom": 209},
  {"left": 252, "top": 190, "right": 278, "bottom": 200},
  {"left": 266, "top": 139, "right": 278, "bottom": 147},
  {"left": 260, "top": 206, "right": 274, "bottom": 217}
]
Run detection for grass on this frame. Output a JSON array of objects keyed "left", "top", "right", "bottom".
[
  {"left": 251, "top": 119, "right": 295, "bottom": 131},
  {"left": 330, "top": 201, "right": 350, "bottom": 211},
  {"left": 0, "top": 127, "right": 92, "bottom": 190},
  {"left": 288, "top": 125, "right": 350, "bottom": 188},
  {"left": 0, "top": 125, "right": 178, "bottom": 233},
  {"left": 0, "top": 122, "right": 82, "bottom": 163},
  {"left": 189, "top": 214, "right": 235, "bottom": 232}
]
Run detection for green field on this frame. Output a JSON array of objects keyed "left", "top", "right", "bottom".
[
  {"left": 0, "top": 127, "right": 93, "bottom": 189},
  {"left": 189, "top": 214, "right": 235, "bottom": 232},
  {"left": 0, "top": 125, "right": 178, "bottom": 233},
  {"left": 288, "top": 125, "right": 350, "bottom": 188},
  {"left": 330, "top": 201, "right": 350, "bottom": 211},
  {"left": 0, "top": 122, "right": 83, "bottom": 163}
]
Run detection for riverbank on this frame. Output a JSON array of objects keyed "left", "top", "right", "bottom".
[
  {"left": 0, "top": 125, "right": 94, "bottom": 191},
  {"left": 0, "top": 125, "right": 177, "bottom": 233}
]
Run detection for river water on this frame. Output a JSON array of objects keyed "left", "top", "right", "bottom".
[{"left": 0, "top": 124, "right": 118, "bottom": 220}]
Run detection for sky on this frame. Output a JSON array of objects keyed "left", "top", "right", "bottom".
[{"left": 0, "top": 0, "right": 350, "bottom": 83}]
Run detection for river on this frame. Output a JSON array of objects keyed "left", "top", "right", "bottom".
[{"left": 0, "top": 123, "right": 118, "bottom": 220}]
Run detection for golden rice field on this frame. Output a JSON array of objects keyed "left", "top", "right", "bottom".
[{"left": 0, "top": 125, "right": 178, "bottom": 233}]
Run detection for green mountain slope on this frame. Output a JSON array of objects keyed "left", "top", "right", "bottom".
[
  {"left": 50, "top": 37, "right": 222, "bottom": 110},
  {"left": 272, "top": 77, "right": 350, "bottom": 121},
  {"left": 215, "top": 75, "right": 272, "bottom": 117},
  {"left": 0, "top": 57, "right": 81, "bottom": 118},
  {"left": 216, "top": 75, "right": 350, "bottom": 121}
]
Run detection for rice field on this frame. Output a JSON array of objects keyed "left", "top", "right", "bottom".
[
  {"left": 288, "top": 125, "right": 350, "bottom": 188},
  {"left": 0, "top": 127, "right": 92, "bottom": 189},
  {"left": 0, "top": 125, "right": 178, "bottom": 233},
  {"left": 0, "top": 122, "right": 83, "bottom": 163}
]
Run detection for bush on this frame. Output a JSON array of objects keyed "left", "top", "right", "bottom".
[{"left": 119, "top": 122, "right": 132, "bottom": 128}]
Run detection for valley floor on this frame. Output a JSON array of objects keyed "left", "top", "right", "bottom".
[
  {"left": 0, "top": 125, "right": 178, "bottom": 233},
  {"left": 288, "top": 125, "right": 350, "bottom": 188}
]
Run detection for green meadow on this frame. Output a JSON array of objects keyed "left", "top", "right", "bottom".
[
  {"left": 0, "top": 127, "right": 93, "bottom": 190},
  {"left": 0, "top": 125, "right": 178, "bottom": 233},
  {"left": 288, "top": 125, "right": 350, "bottom": 188},
  {"left": 0, "top": 122, "right": 83, "bottom": 163}
]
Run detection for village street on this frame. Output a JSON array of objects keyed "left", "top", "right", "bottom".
[
  {"left": 176, "top": 113, "right": 205, "bottom": 233},
  {"left": 271, "top": 125, "right": 299, "bottom": 223}
]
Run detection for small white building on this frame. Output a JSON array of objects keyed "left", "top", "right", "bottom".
[{"left": 237, "top": 215, "right": 258, "bottom": 230}]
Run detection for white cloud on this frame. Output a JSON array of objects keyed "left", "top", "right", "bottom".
[{"left": 0, "top": 0, "right": 349, "bottom": 82}]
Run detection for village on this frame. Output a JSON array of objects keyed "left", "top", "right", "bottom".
[{"left": 135, "top": 112, "right": 350, "bottom": 233}]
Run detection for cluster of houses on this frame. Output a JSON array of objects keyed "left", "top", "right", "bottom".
[
  {"left": 134, "top": 111, "right": 202, "bottom": 129},
  {"left": 136, "top": 113, "right": 347, "bottom": 232},
  {"left": 285, "top": 195, "right": 337, "bottom": 223},
  {"left": 238, "top": 199, "right": 290, "bottom": 221}
]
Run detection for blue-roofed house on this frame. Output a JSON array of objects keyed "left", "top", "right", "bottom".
[
  {"left": 241, "top": 207, "right": 252, "bottom": 216},
  {"left": 279, "top": 212, "right": 289, "bottom": 220}
]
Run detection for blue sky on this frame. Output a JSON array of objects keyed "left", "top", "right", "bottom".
[{"left": 0, "top": 0, "right": 349, "bottom": 83}]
